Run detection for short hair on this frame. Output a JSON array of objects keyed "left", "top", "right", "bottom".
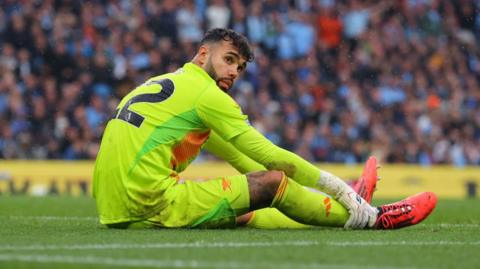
[{"left": 200, "top": 28, "right": 254, "bottom": 62}]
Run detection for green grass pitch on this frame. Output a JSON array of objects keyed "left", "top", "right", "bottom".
[{"left": 0, "top": 196, "right": 478, "bottom": 269}]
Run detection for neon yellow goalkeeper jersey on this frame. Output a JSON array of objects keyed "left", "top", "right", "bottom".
[{"left": 93, "top": 63, "right": 252, "bottom": 224}]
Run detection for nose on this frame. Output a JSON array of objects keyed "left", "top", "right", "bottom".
[{"left": 228, "top": 66, "right": 238, "bottom": 79}]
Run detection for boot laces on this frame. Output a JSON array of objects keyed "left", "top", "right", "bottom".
[{"left": 377, "top": 203, "right": 414, "bottom": 229}]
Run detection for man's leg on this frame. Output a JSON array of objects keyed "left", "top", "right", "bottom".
[
  {"left": 240, "top": 156, "right": 380, "bottom": 228},
  {"left": 143, "top": 175, "right": 251, "bottom": 228},
  {"left": 237, "top": 208, "right": 312, "bottom": 229},
  {"left": 241, "top": 170, "right": 437, "bottom": 230},
  {"left": 145, "top": 171, "right": 347, "bottom": 229},
  {"left": 244, "top": 170, "right": 349, "bottom": 227}
]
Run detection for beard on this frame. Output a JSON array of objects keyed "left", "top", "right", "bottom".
[
  {"left": 204, "top": 56, "right": 231, "bottom": 92},
  {"left": 204, "top": 57, "right": 219, "bottom": 81}
]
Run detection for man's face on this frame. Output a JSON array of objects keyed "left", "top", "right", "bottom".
[{"left": 201, "top": 41, "right": 247, "bottom": 92}]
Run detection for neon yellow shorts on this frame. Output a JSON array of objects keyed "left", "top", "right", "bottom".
[{"left": 131, "top": 174, "right": 250, "bottom": 229}]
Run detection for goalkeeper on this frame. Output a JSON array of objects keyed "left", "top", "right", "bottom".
[{"left": 93, "top": 28, "right": 436, "bottom": 230}]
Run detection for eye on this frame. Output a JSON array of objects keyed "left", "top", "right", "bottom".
[
  {"left": 237, "top": 65, "right": 245, "bottom": 73},
  {"left": 225, "top": 56, "right": 234, "bottom": 64}
]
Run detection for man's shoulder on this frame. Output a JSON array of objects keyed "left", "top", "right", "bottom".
[{"left": 168, "top": 65, "right": 212, "bottom": 89}]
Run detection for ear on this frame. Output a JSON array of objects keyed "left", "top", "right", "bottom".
[{"left": 196, "top": 45, "right": 209, "bottom": 65}]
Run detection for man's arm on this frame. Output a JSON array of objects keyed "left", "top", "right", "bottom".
[
  {"left": 205, "top": 126, "right": 347, "bottom": 196},
  {"left": 195, "top": 86, "right": 375, "bottom": 228},
  {"left": 204, "top": 130, "right": 266, "bottom": 174},
  {"left": 229, "top": 128, "right": 321, "bottom": 187}
]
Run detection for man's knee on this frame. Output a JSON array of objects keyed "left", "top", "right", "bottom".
[
  {"left": 247, "top": 170, "right": 283, "bottom": 190},
  {"left": 246, "top": 170, "right": 285, "bottom": 210}
]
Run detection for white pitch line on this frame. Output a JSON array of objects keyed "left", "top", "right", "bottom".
[
  {"left": 430, "top": 223, "right": 480, "bottom": 228},
  {"left": 0, "top": 254, "right": 415, "bottom": 269},
  {"left": 0, "top": 241, "right": 321, "bottom": 251},
  {"left": 327, "top": 241, "right": 480, "bottom": 247},
  {"left": 2, "top": 216, "right": 479, "bottom": 228},
  {"left": 0, "top": 240, "right": 478, "bottom": 252}
]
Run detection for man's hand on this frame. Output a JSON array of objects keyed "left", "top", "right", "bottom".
[
  {"left": 316, "top": 170, "right": 378, "bottom": 229},
  {"left": 337, "top": 191, "right": 378, "bottom": 229}
]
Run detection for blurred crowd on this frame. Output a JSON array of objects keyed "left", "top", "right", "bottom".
[{"left": 0, "top": 0, "right": 479, "bottom": 166}]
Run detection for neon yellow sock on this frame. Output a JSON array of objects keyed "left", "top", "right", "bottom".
[
  {"left": 271, "top": 174, "right": 349, "bottom": 227},
  {"left": 246, "top": 208, "right": 312, "bottom": 229}
]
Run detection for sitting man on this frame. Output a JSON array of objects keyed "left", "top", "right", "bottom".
[{"left": 93, "top": 28, "right": 436, "bottom": 230}]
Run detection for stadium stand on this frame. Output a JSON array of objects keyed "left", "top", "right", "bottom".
[{"left": 0, "top": 0, "right": 479, "bottom": 165}]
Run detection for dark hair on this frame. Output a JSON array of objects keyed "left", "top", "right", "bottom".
[{"left": 200, "top": 28, "right": 254, "bottom": 62}]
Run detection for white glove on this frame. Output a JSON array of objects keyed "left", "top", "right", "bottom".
[
  {"left": 337, "top": 191, "right": 378, "bottom": 229},
  {"left": 316, "top": 170, "right": 378, "bottom": 229}
]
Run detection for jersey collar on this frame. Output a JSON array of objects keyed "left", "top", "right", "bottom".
[{"left": 183, "top": 62, "right": 214, "bottom": 83}]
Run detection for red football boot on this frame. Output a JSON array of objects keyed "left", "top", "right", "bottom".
[
  {"left": 374, "top": 192, "right": 437, "bottom": 229},
  {"left": 353, "top": 156, "right": 380, "bottom": 203}
]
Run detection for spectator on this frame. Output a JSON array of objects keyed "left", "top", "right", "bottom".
[
  {"left": 316, "top": 6, "right": 343, "bottom": 49},
  {"left": 0, "top": 0, "right": 478, "bottom": 166},
  {"left": 177, "top": 0, "right": 203, "bottom": 43},
  {"left": 206, "top": 0, "right": 230, "bottom": 29}
]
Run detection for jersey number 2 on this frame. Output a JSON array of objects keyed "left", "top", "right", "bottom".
[{"left": 115, "top": 79, "right": 175, "bottom": 128}]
